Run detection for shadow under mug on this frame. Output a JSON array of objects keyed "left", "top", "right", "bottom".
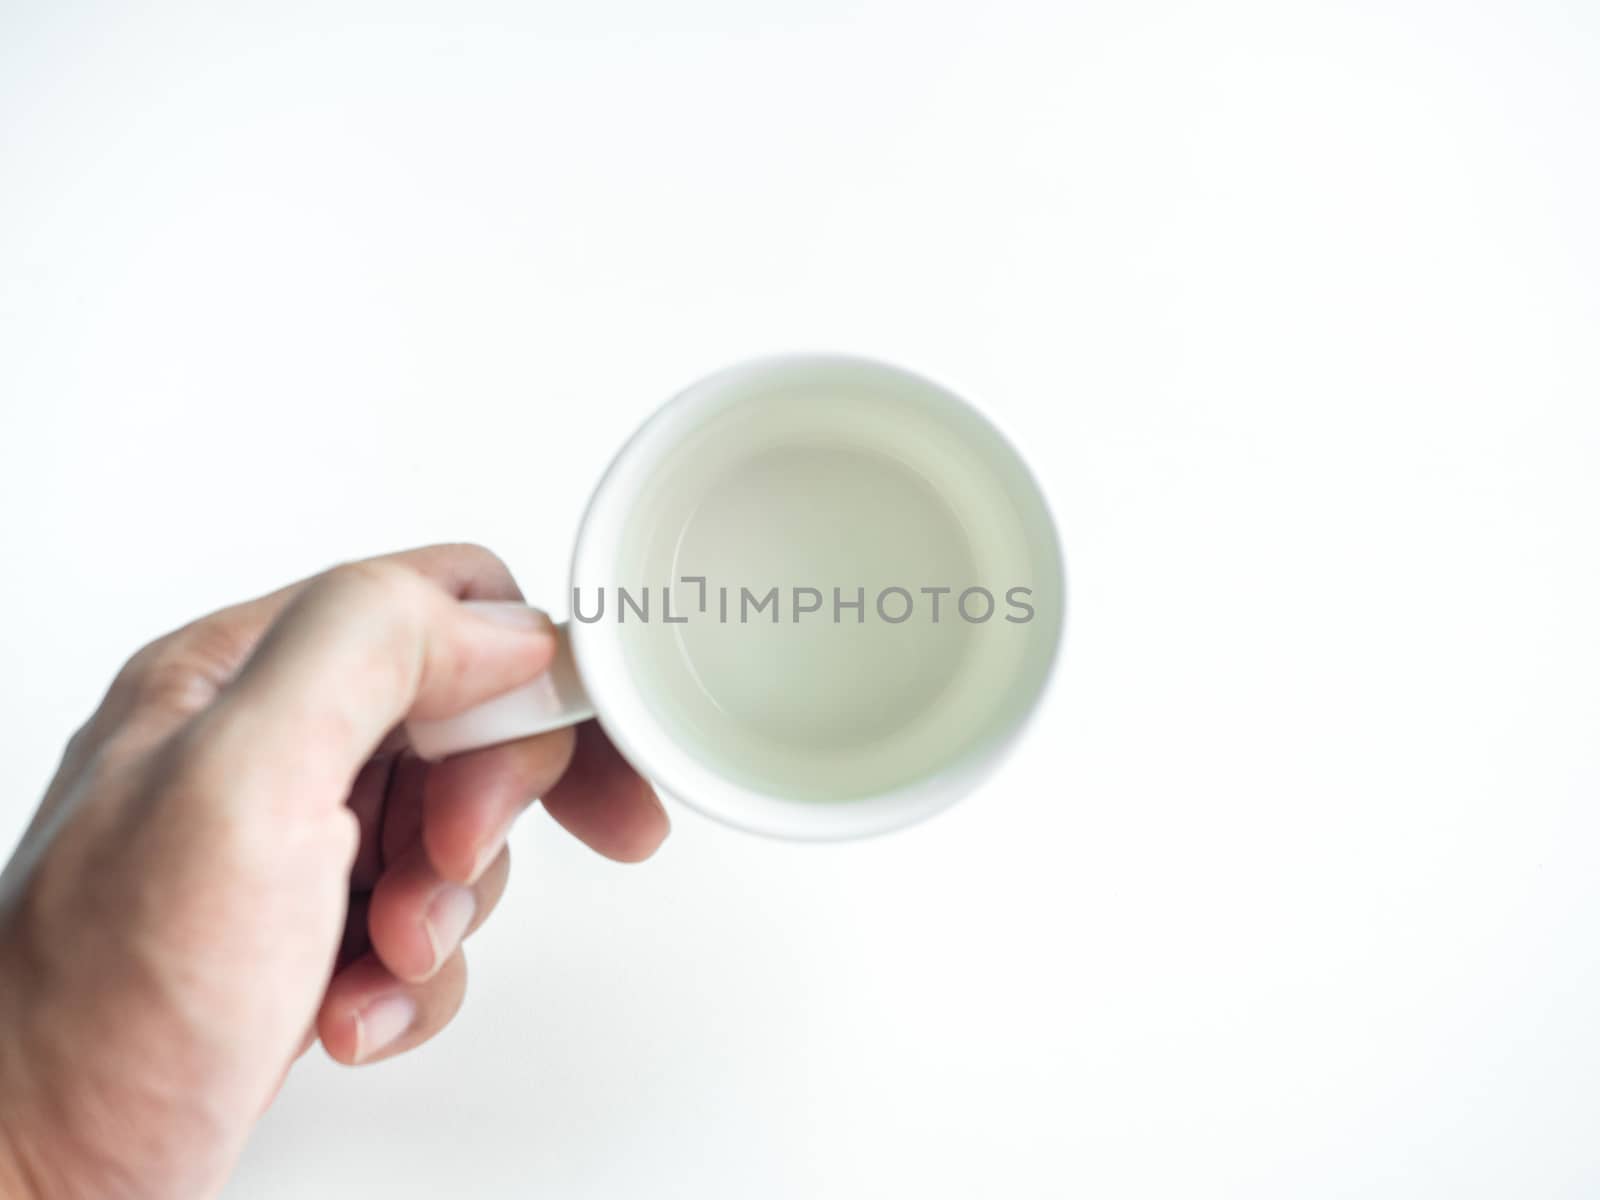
[{"left": 408, "top": 354, "right": 1065, "bottom": 840}]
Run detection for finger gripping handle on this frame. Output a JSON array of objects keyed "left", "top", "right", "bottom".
[{"left": 405, "top": 619, "right": 594, "bottom": 760}]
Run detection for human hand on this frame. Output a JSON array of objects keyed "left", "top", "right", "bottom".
[{"left": 0, "top": 544, "right": 669, "bottom": 1199}]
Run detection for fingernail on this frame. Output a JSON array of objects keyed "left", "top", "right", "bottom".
[
  {"left": 353, "top": 992, "right": 416, "bottom": 1063},
  {"left": 465, "top": 600, "right": 552, "bottom": 634},
  {"left": 424, "top": 883, "right": 477, "bottom": 970}
]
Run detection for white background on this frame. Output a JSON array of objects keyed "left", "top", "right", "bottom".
[{"left": 3, "top": 1, "right": 1598, "bottom": 1196}]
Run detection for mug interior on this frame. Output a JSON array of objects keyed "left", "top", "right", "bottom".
[{"left": 570, "top": 356, "right": 1064, "bottom": 839}]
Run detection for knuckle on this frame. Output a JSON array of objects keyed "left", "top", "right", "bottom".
[
  {"left": 422, "top": 541, "right": 510, "bottom": 581},
  {"left": 310, "top": 559, "right": 433, "bottom": 695},
  {"left": 108, "top": 635, "right": 213, "bottom": 718},
  {"left": 433, "top": 541, "right": 502, "bottom": 568},
  {"left": 316, "top": 561, "right": 429, "bottom": 641},
  {"left": 170, "top": 615, "right": 251, "bottom": 679},
  {"left": 61, "top": 718, "right": 95, "bottom": 762},
  {"left": 319, "top": 558, "right": 423, "bottom": 606},
  {"left": 108, "top": 638, "right": 165, "bottom": 699},
  {"left": 401, "top": 542, "right": 518, "bottom": 602}
]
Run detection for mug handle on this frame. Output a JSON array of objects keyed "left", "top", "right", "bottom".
[{"left": 405, "top": 612, "right": 595, "bottom": 761}]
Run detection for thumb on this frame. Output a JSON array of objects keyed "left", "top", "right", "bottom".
[{"left": 186, "top": 561, "right": 554, "bottom": 810}]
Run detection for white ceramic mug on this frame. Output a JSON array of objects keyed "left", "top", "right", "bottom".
[{"left": 408, "top": 354, "right": 1065, "bottom": 839}]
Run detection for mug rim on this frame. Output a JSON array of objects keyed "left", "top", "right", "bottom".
[{"left": 566, "top": 353, "right": 1066, "bottom": 841}]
